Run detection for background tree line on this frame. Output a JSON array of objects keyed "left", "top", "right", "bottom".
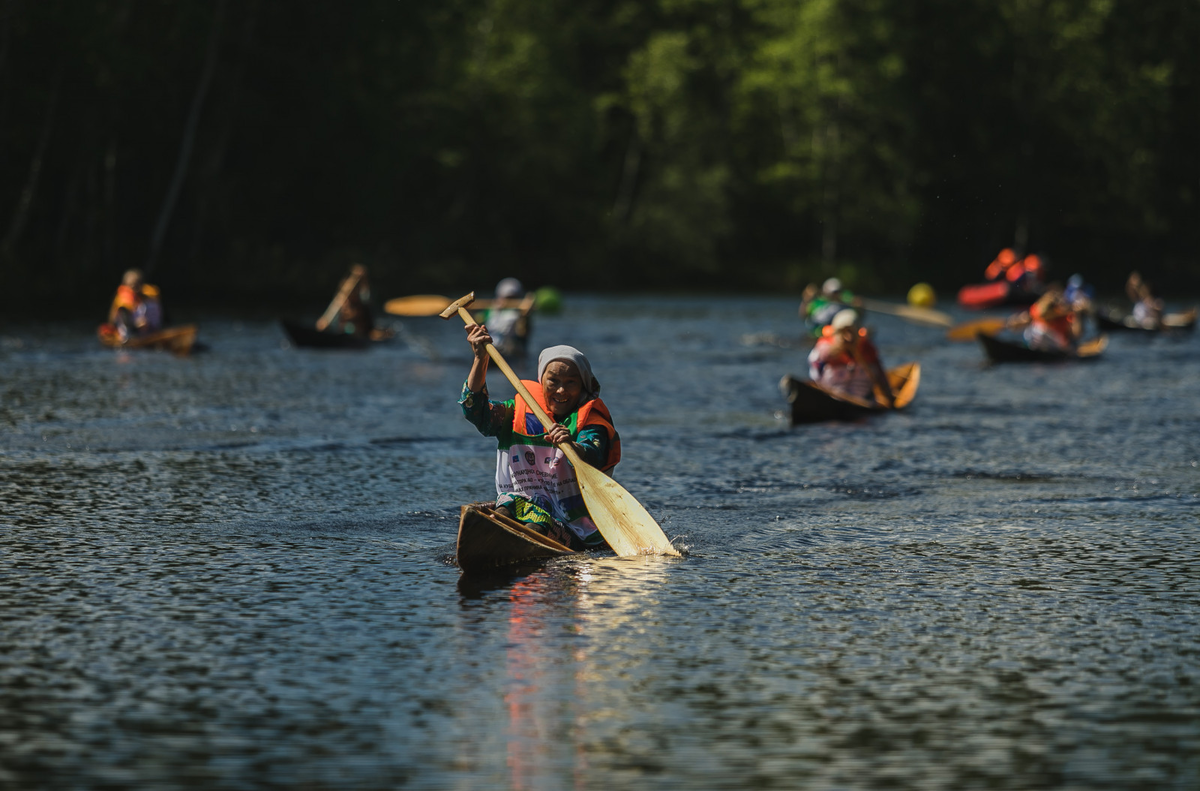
[{"left": 1, "top": 0, "right": 1196, "bottom": 314}]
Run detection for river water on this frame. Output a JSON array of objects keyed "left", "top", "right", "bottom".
[{"left": 2, "top": 295, "right": 1197, "bottom": 790}]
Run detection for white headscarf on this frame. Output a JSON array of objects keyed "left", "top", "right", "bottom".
[{"left": 537, "top": 345, "right": 600, "bottom": 400}]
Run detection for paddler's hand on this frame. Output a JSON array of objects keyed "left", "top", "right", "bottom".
[
  {"left": 545, "top": 424, "right": 572, "bottom": 446},
  {"left": 466, "top": 324, "right": 493, "bottom": 359}
]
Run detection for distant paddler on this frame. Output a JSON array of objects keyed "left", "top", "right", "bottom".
[
  {"left": 317, "top": 264, "right": 390, "bottom": 340},
  {"left": 1125, "top": 271, "right": 1165, "bottom": 330},
  {"left": 1006, "top": 285, "right": 1084, "bottom": 352},
  {"left": 807, "top": 309, "right": 894, "bottom": 407},
  {"left": 477, "top": 277, "right": 535, "bottom": 357},
  {"left": 800, "top": 277, "right": 861, "bottom": 337},
  {"left": 97, "top": 268, "right": 197, "bottom": 354},
  {"left": 459, "top": 325, "right": 619, "bottom": 551},
  {"left": 104, "top": 268, "right": 163, "bottom": 342}
]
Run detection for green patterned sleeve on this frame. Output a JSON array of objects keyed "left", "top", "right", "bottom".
[
  {"left": 573, "top": 425, "right": 611, "bottom": 468},
  {"left": 459, "top": 381, "right": 514, "bottom": 438}
]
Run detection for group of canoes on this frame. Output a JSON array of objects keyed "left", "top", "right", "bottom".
[
  {"left": 93, "top": 261, "right": 1192, "bottom": 578},
  {"left": 95, "top": 267, "right": 539, "bottom": 357},
  {"left": 954, "top": 257, "right": 1195, "bottom": 363},
  {"left": 781, "top": 258, "right": 1194, "bottom": 424}
]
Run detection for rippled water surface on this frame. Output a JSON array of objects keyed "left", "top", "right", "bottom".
[{"left": 2, "top": 296, "right": 1198, "bottom": 789}]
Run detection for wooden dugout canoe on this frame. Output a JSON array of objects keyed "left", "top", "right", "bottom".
[
  {"left": 977, "top": 332, "right": 1107, "bottom": 363},
  {"left": 1096, "top": 307, "right": 1197, "bottom": 333},
  {"left": 97, "top": 323, "right": 198, "bottom": 356},
  {"left": 280, "top": 319, "right": 373, "bottom": 349},
  {"left": 780, "top": 361, "right": 921, "bottom": 425},
  {"left": 456, "top": 502, "right": 577, "bottom": 575}
]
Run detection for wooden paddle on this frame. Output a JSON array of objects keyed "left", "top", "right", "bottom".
[
  {"left": 316, "top": 268, "right": 365, "bottom": 330},
  {"left": 945, "top": 317, "right": 1009, "bottom": 342},
  {"left": 384, "top": 294, "right": 539, "bottom": 316},
  {"left": 442, "top": 291, "right": 679, "bottom": 558},
  {"left": 384, "top": 294, "right": 452, "bottom": 316},
  {"left": 1077, "top": 334, "right": 1108, "bottom": 358},
  {"left": 859, "top": 298, "right": 953, "bottom": 328}
]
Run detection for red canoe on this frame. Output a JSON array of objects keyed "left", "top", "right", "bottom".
[{"left": 957, "top": 281, "right": 1041, "bottom": 310}]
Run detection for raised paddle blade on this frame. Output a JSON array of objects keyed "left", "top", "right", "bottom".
[
  {"left": 384, "top": 294, "right": 452, "bottom": 316},
  {"left": 443, "top": 291, "right": 680, "bottom": 558},
  {"left": 860, "top": 298, "right": 953, "bottom": 328},
  {"left": 946, "top": 317, "right": 1008, "bottom": 342}
]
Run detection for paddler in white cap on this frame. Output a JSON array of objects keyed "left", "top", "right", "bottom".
[{"left": 806, "top": 309, "right": 894, "bottom": 406}]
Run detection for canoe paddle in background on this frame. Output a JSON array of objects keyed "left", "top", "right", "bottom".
[
  {"left": 441, "top": 291, "right": 680, "bottom": 559},
  {"left": 384, "top": 294, "right": 452, "bottom": 316},
  {"left": 859, "top": 298, "right": 953, "bottom": 328},
  {"left": 316, "top": 267, "right": 365, "bottom": 330},
  {"left": 945, "top": 316, "right": 1010, "bottom": 342},
  {"left": 385, "top": 294, "right": 539, "bottom": 317}
]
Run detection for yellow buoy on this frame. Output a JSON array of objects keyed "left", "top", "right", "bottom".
[{"left": 907, "top": 282, "right": 936, "bottom": 308}]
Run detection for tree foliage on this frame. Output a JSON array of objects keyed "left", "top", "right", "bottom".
[{"left": 1, "top": 0, "right": 1196, "bottom": 312}]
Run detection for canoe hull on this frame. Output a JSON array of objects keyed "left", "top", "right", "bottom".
[
  {"left": 978, "top": 333, "right": 1107, "bottom": 362},
  {"left": 281, "top": 319, "right": 371, "bottom": 349},
  {"left": 781, "top": 362, "right": 920, "bottom": 425},
  {"left": 98, "top": 324, "right": 198, "bottom": 356},
  {"left": 957, "top": 281, "right": 1041, "bottom": 310},
  {"left": 1096, "top": 307, "right": 1197, "bottom": 333},
  {"left": 456, "top": 503, "right": 577, "bottom": 575}
]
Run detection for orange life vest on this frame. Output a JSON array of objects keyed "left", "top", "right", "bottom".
[
  {"left": 1006, "top": 253, "right": 1043, "bottom": 283},
  {"left": 984, "top": 248, "right": 1018, "bottom": 281},
  {"left": 1029, "top": 300, "right": 1074, "bottom": 344},
  {"left": 512, "top": 381, "right": 621, "bottom": 472}
]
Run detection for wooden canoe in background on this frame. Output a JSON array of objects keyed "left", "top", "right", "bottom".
[
  {"left": 780, "top": 361, "right": 920, "bottom": 424},
  {"left": 978, "top": 333, "right": 1107, "bottom": 363},
  {"left": 1096, "top": 307, "right": 1197, "bottom": 333},
  {"left": 280, "top": 319, "right": 373, "bottom": 349},
  {"left": 456, "top": 502, "right": 578, "bottom": 575},
  {"left": 97, "top": 323, "right": 198, "bottom": 356}
]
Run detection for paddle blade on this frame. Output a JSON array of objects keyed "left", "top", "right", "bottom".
[
  {"left": 573, "top": 461, "right": 680, "bottom": 557},
  {"left": 946, "top": 317, "right": 1007, "bottom": 342},
  {"left": 384, "top": 295, "right": 451, "bottom": 316},
  {"left": 887, "top": 362, "right": 921, "bottom": 410},
  {"left": 1077, "top": 335, "right": 1108, "bottom": 357}
]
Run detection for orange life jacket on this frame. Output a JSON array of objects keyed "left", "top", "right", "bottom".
[
  {"left": 1006, "top": 254, "right": 1043, "bottom": 283},
  {"left": 816, "top": 327, "right": 880, "bottom": 366},
  {"left": 512, "top": 381, "right": 621, "bottom": 472},
  {"left": 984, "top": 248, "right": 1018, "bottom": 281},
  {"left": 1029, "top": 300, "right": 1074, "bottom": 343}
]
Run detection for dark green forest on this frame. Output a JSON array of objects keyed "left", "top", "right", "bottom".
[{"left": 1, "top": 0, "right": 1197, "bottom": 312}]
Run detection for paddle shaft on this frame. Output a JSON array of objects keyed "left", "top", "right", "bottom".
[
  {"left": 848, "top": 335, "right": 894, "bottom": 408},
  {"left": 946, "top": 316, "right": 1009, "bottom": 342},
  {"left": 859, "top": 298, "right": 953, "bottom": 328},
  {"left": 458, "top": 307, "right": 587, "bottom": 469},
  {"left": 317, "top": 269, "right": 364, "bottom": 330}
]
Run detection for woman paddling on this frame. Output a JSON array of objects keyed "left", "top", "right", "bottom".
[
  {"left": 459, "top": 325, "right": 619, "bottom": 550},
  {"left": 807, "top": 309, "right": 894, "bottom": 407}
]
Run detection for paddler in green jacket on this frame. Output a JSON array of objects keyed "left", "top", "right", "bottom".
[{"left": 460, "top": 324, "right": 620, "bottom": 550}]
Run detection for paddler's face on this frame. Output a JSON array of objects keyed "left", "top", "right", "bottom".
[{"left": 541, "top": 361, "right": 584, "bottom": 421}]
